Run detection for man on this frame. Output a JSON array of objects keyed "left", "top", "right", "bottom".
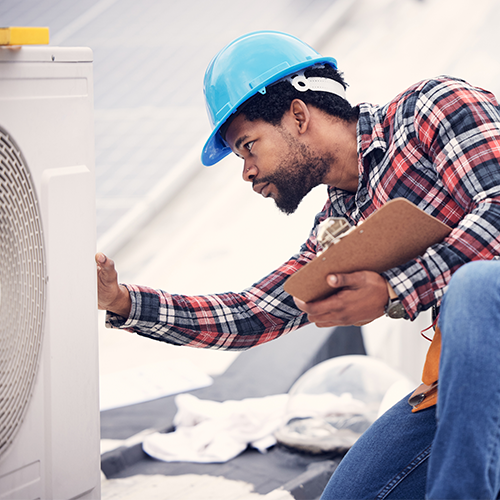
[
  {"left": 320, "top": 259, "right": 500, "bottom": 499},
  {"left": 97, "top": 31, "right": 500, "bottom": 497}
]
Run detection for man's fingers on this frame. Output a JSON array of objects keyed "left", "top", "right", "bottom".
[
  {"left": 293, "top": 271, "right": 388, "bottom": 327},
  {"left": 95, "top": 253, "right": 117, "bottom": 280},
  {"left": 95, "top": 252, "right": 114, "bottom": 270},
  {"left": 95, "top": 252, "right": 121, "bottom": 311},
  {"left": 95, "top": 252, "right": 107, "bottom": 266},
  {"left": 326, "top": 272, "right": 365, "bottom": 289},
  {"left": 95, "top": 254, "right": 131, "bottom": 317},
  {"left": 326, "top": 274, "right": 339, "bottom": 288},
  {"left": 294, "top": 273, "right": 361, "bottom": 314},
  {"left": 294, "top": 291, "right": 345, "bottom": 317},
  {"left": 293, "top": 297, "right": 307, "bottom": 310}
]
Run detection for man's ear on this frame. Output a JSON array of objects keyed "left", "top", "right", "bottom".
[{"left": 290, "top": 99, "right": 310, "bottom": 135}]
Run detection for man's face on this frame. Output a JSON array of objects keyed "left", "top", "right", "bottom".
[{"left": 225, "top": 114, "right": 331, "bottom": 215}]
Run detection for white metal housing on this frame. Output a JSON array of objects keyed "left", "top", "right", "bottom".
[{"left": 0, "top": 46, "right": 100, "bottom": 500}]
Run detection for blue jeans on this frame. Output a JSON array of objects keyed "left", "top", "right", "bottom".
[{"left": 321, "top": 261, "right": 500, "bottom": 499}]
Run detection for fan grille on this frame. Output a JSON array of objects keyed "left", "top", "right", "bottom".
[{"left": 0, "top": 127, "right": 46, "bottom": 458}]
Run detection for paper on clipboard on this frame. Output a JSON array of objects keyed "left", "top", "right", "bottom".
[{"left": 283, "top": 198, "right": 452, "bottom": 303}]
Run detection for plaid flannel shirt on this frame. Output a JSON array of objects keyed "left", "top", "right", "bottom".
[{"left": 107, "top": 76, "right": 500, "bottom": 349}]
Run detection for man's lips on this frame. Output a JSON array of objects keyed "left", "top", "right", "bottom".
[{"left": 253, "top": 182, "right": 271, "bottom": 197}]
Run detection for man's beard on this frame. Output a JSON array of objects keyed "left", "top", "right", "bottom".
[{"left": 253, "top": 142, "right": 331, "bottom": 215}]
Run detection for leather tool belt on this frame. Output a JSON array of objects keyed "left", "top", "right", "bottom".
[{"left": 409, "top": 325, "right": 441, "bottom": 412}]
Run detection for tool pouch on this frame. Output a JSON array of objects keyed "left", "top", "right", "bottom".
[{"left": 409, "top": 325, "right": 441, "bottom": 412}]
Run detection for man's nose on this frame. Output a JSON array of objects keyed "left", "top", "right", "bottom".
[{"left": 242, "top": 162, "right": 258, "bottom": 182}]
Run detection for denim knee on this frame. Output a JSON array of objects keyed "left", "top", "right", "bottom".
[
  {"left": 443, "top": 260, "right": 500, "bottom": 310},
  {"left": 452, "top": 259, "right": 499, "bottom": 287},
  {"left": 438, "top": 259, "right": 500, "bottom": 384}
]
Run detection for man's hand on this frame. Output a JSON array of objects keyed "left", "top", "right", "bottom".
[
  {"left": 293, "top": 271, "right": 389, "bottom": 327},
  {"left": 95, "top": 252, "right": 132, "bottom": 318}
]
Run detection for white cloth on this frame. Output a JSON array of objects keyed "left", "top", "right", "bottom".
[{"left": 142, "top": 392, "right": 365, "bottom": 463}]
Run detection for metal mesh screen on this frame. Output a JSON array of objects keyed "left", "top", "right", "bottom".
[{"left": 0, "top": 126, "right": 46, "bottom": 458}]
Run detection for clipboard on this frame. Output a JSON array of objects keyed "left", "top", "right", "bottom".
[{"left": 283, "top": 198, "right": 452, "bottom": 302}]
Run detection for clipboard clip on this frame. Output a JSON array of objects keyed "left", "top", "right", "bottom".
[{"left": 317, "top": 217, "right": 355, "bottom": 254}]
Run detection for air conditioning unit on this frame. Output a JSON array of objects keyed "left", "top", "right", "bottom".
[{"left": 0, "top": 46, "right": 100, "bottom": 499}]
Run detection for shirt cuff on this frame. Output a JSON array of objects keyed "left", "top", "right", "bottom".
[
  {"left": 382, "top": 260, "right": 433, "bottom": 320},
  {"left": 105, "top": 283, "right": 146, "bottom": 330}
]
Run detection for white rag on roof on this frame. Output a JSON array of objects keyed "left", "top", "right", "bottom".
[{"left": 142, "top": 392, "right": 365, "bottom": 463}]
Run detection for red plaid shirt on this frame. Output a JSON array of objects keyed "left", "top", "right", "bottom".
[{"left": 107, "top": 77, "right": 500, "bottom": 349}]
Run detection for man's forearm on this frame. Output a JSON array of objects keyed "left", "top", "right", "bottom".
[{"left": 109, "top": 284, "right": 132, "bottom": 318}]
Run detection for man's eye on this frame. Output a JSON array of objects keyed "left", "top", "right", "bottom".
[{"left": 245, "top": 141, "right": 254, "bottom": 152}]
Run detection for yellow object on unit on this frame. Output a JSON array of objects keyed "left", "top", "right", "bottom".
[{"left": 0, "top": 27, "right": 49, "bottom": 46}]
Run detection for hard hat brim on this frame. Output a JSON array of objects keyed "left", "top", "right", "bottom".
[{"left": 201, "top": 55, "right": 338, "bottom": 167}]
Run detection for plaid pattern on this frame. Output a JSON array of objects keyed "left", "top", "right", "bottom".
[{"left": 107, "top": 76, "right": 500, "bottom": 346}]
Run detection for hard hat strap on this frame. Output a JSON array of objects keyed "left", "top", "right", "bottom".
[{"left": 286, "top": 70, "right": 346, "bottom": 99}]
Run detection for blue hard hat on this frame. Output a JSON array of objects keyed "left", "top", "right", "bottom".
[{"left": 201, "top": 31, "right": 338, "bottom": 166}]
